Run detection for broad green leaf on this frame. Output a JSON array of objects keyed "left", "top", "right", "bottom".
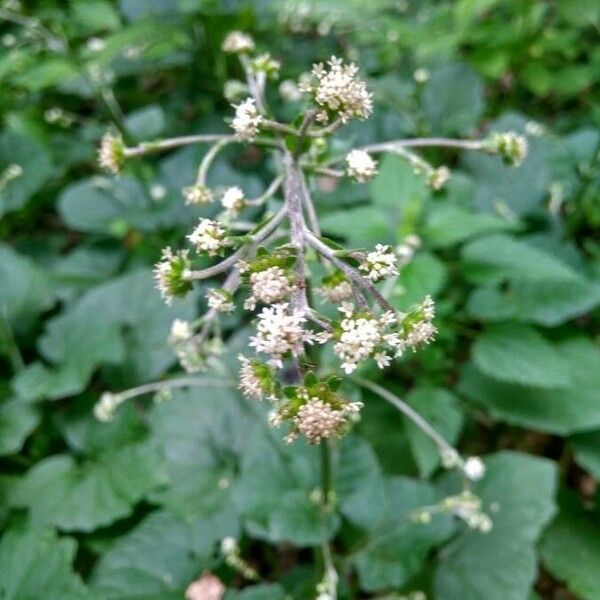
[
  {"left": 461, "top": 234, "right": 581, "bottom": 283},
  {"left": 570, "top": 431, "right": 600, "bottom": 479},
  {"left": 225, "top": 584, "right": 286, "bottom": 600},
  {"left": 58, "top": 176, "right": 191, "bottom": 235},
  {"left": 70, "top": 0, "right": 121, "bottom": 33},
  {"left": 0, "top": 243, "right": 54, "bottom": 330},
  {"left": 125, "top": 105, "right": 166, "bottom": 141},
  {"left": 467, "top": 278, "right": 600, "bottom": 326},
  {"left": 459, "top": 337, "right": 600, "bottom": 434},
  {"left": 539, "top": 496, "right": 600, "bottom": 600},
  {"left": 404, "top": 387, "right": 463, "bottom": 477},
  {"left": 234, "top": 430, "right": 339, "bottom": 546},
  {"left": 148, "top": 385, "right": 252, "bottom": 521},
  {"left": 353, "top": 477, "right": 455, "bottom": 592},
  {"left": 0, "top": 398, "right": 39, "bottom": 456},
  {"left": 91, "top": 509, "right": 237, "bottom": 599},
  {"left": 390, "top": 252, "right": 447, "bottom": 310},
  {"left": 320, "top": 206, "right": 394, "bottom": 247},
  {"left": 422, "top": 204, "right": 519, "bottom": 248},
  {"left": 0, "top": 526, "right": 91, "bottom": 600},
  {"left": 472, "top": 323, "right": 571, "bottom": 388},
  {"left": 11, "top": 442, "right": 167, "bottom": 531},
  {"left": 421, "top": 62, "right": 484, "bottom": 135},
  {"left": 434, "top": 452, "right": 557, "bottom": 600}
]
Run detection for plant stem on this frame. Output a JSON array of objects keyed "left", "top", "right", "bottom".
[{"left": 320, "top": 439, "right": 333, "bottom": 508}]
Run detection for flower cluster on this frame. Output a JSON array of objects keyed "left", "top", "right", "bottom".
[
  {"left": 359, "top": 244, "right": 398, "bottom": 282},
  {"left": 245, "top": 266, "right": 293, "bottom": 310},
  {"left": 300, "top": 56, "right": 373, "bottom": 123},
  {"left": 231, "top": 98, "right": 263, "bottom": 141},
  {"left": 346, "top": 149, "right": 378, "bottom": 182},
  {"left": 168, "top": 319, "right": 223, "bottom": 373},
  {"left": 98, "top": 132, "right": 125, "bottom": 174},
  {"left": 183, "top": 183, "right": 213, "bottom": 205},
  {"left": 153, "top": 247, "right": 193, "bottom": 305},
  {"left": 316, "top": 271, "right": 353, "bottom": 304},
  {"left": 206, "top": 288, "right": 234, "bottom": 313},
  {"left": 249, "top": 302, "right": 317, "bottom": 368},
  {"left": 221, "top": 30, "right": 255, "bottom": 54},
  {"left": 490, "top": 131, "right": 528, "bottom": 166},
  {"left": 238, "top": 355, "right": 278, "bottom": 400},
  {"left": 220, "top": 186, "right": 245, "bottom": 216},
  {"left": 187, "top": 218, "right": 228, "bottom": 256}
]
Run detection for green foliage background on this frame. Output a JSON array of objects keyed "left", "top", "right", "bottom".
[{"left": 1, "top": 0, "right": 599, "bottom": 598}]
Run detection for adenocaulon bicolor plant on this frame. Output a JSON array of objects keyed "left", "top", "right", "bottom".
[{"left": 94, "top": 31, "right": 526, "bottom": 597}]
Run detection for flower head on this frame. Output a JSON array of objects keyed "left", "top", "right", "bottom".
[
  {"left": 169, "top": 319, "right": 193, "bottom": 344},
  {"left": 490, "top": 131, "right": 528, "bottom": 166},
  {"left": 98, "top": 132, "right": 125, "bottom": 174},
  {"left": 300, "top": 56, "right": 373, "bottom": 123},
  {"left": 206, "top": 287, "right": 234, "bottom": 313},
  {"left": 221, "top": 31, "right": 255, "bottom": 54},
  {"left": 238, "top": 355, "right": 277, "bottom": 400},
  {"left": 245, "top": 266, "right": 292, "bottom": 310},
  {"left": 359, "top": 244, "right": 398, "bottom": 282},
  {"left": 93, "top": 391, "right": 120, "bottom": 422},
  {"left": 464, "top": 456, "right": 486, "bottom": 481},
  {"left": 295, "top": 399, "right": 350, "bottom": 444},
  {"left": 153, "top": 247, "right": 193, "bottom": 304},
  {"left": 428, "top": 165, "right": 450, "bottom": 190},
  {"left": 334, "top": 311, "right": 383, "bottom": 374},
  {"left": 187, "top": 218, "right": 228, "bottom": 256},
  {"left": 231, "top": 97, "right": 263, "bottom": 141},
  {"left": 249, "top": 302, "right": 314, "bottom": 367},
  {"left": 252, "top": 53, "right": 281, "bottom": 79},
  {"left": 346, "top": 149, "right": 378, "bottom": 182},
  {"left": 183, "top": 184, "right": 213, "bottom": 205},
  {"left": 317, "top": 272, "right": 353, "bottom": 304},
  {"left": 220, "top": 186, "right": 245, "bottom": 216}
]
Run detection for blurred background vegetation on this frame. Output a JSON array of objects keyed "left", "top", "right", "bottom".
[{"left": 0, "top": 1, "right": 599, "bottom": 599}]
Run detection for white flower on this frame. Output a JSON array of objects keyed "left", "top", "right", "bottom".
[
  {"left": 98, "top": 132, "right": 125, "bottom": 174},
  {"left": 231, "top": 97, "right": 263, "bottom": 141},
  {"left": 490, "top": 131, "right": 528, "bottom": 166},
  {"left": 317, "top": 279, "right": 353, "bottom": 303},
  {"left": 238, "top": 355, "right": 273, "bottom": 400},
  {"left": 345, "top": 149, "right": 378, "bottom": 182},
  {"left": 428, "top": 165, "right": 450, "bottom": 190},
  {"left": 220, "top": 536, "right": 238, "bottom": 555},
  {"left": 153, "top": 247, "right": 193, "bottom": 305},
  {"left": 249, "top": 303, "right": 314, "bottom": 365},
  {"left": 294, "top": 399, "right": 348, "bottom": 444},
  {"left": 87, "top": 37, "right": 105, "bottom": 52},
  {"left": 359, "top": 244, "right": 398, "bottom": 282},
  {"left": 222, "top": 31, "right": 255, "bottom": 54},
  {"left": 187, "top": 218, "right": 228, "bottom": 256},
  {"left": 374, "top": 352, "right": 391, "bottom": 369},
  {"left": 183, "top": 184, "right": 213, "bottom": 205},
  {"left": 169, "top": 319, "right": 193, "bottom": 344},
  {"left": 279, "top": 79, "right": 302, "bottom": 102},
  {"left": 94, "top": 392, "right": 120, "bottom": 422},
  {"left": 300, "top": 56, "right": 373, "bottom": 123},
  {"left": 396, "top": 234, "right": 421, "bottom": 266},
  {"left": 150, "top": 184, "right": 167, "bottom": 201},
  {"left": 247, "top": 266, "right": 292, "bottom": 308},
  {"left": 334, "top": 315, "right": 382, "bottom": 374},
  {"left": 206, "top": 288, "right": 234, "bottom": 313},
  {"left": 464, "top": 456, "right": 486, "bottom": 481},
  {"left": 220, "top": 186, "right": 245, "bottom": 216}
]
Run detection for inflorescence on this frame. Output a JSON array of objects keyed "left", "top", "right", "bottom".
[{"left": 95, "top": 34, "right": 529, "bottom": 560}]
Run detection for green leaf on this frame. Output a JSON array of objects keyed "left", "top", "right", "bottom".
[
  {"left": 225, "top": 584, "right": 287, "bottom": 600},
  {"left": 404, "top": 387, "right": 463, "bottom": 477},
  {"left": 0, "top": 398, "right": 39, "bottom": 456},
  {"left": 0, "top": 243, "right": 54, "bottom": 330},
  {"left": 570, "top": 431, "right": 600, "bottom": 479},
  {"left": 390, "top": 252, "right": 447, "bottom": 311},
  {"left": 421, "top": 63, "right": 484, "bottom": 135},
  {"left": 467, "top": 278, "right": 600, "bottom": 326},
  {"left": 124, "top": 105, "right": 166, "bottom": 141},
  {"left": 0, "top": 526, "right": 91, "bottom": 599},
  {"left": 434, "top": 452, "right": 557, "bottom": 600},
  {"left": 422, "top": 204, "right": 519, "bottom": 248},
  {"left": 234, "top": 431, "right": 339, "bottom": 546},
  {"left": 539, "top": 495, "right": 600, "bottom": 600},
  {"left": 461, "top": 234, "right": 581, "bottom": 284},
  {"left": 353, "top": 477, "right": 455, "bottom": 592},
  {"left": 459, "top": 337, "right": 600, "bottom": 434},
  {"left": 70, "top": 0, "right": 121, "bottom": 33},
  {"left": 58, "top": 176, "right": 190, "bottom": 235},
  {"left": 91, "top": 509, "right": 237, "bottom": 599},
  {"left": 148, "top": 385, "right": 251, "bottom": 521},
  {"left": 11, "top": 442, "right": 167, "bottom": 532},
  {"left": 472, "top": 323, "right": 571, "bottom": 388},
  {"left": 320, "top": 206, "right": 394, "bottom": 247}
]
